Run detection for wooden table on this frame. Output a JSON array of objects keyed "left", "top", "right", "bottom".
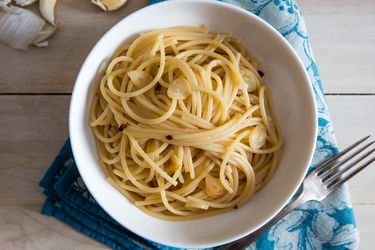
[{"left": 1, "top": 0, "right": 374, "bottom": 249}]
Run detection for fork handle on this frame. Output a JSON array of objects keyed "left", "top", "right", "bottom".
[{"left": 216, "top": 190, "right": 309, "bottom": 250}]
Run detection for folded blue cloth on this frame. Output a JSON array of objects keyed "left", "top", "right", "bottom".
[{"left": 39, "top": 0, "right": 360, "bottom": 249}]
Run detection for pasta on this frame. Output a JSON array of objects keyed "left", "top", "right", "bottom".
[{"left": 90, "top": 26, "right": 282, "bottom": 220}]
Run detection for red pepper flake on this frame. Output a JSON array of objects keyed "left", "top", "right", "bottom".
[
  {"left": 257, "top": 70, "right": 264, "bottom": 77},
  {"left": 166, "top": 135, "right": 173, "bottom": 140},
  {"left": 155, "top": 84, "right": 162, "bottom": 91},
  {"left": 118, "top": 123, "right": 127, "bottom": 132}
]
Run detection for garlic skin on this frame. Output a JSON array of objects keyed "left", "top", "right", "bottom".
[
  {"left": 33, "top": 40, "right": 48, "bottom": 47},
  {"left": 15, "top": 0, "right": 38, "bottom": 6},
  {"left": 39, "top": 0, "right": 57, "bottom": 25},
  {"left": 91, "top": 0, "right": 127, "bottom": 12},
  {"left": 0, "top": 0, "right": 11, "bottom": 9},
  {"left": 0, "top": 5, "right": 45, "bottom": 50},
  {"left": 32, "top": 23, "right": 56, "bottom": 44}
]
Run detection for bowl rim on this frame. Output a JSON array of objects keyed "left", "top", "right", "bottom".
[{"left": 69, "top": 0, "right": 318, "bottom": 248}]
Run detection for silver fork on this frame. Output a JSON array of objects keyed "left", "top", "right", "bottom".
[{"left": 217, "top": 135, "right": 375, "bottom": 250}]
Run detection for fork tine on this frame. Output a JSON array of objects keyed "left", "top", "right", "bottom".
[
  {"left": 319, "top": 141, "right": 375, "bottom": 179},
  {"left": 314, "top": 135, "right": 371, "bottom": 174},
  {"left": 328, "top": 156, "right": 375, "bottom": 191},
  {"left": 326, "top": 148, "right": 375, "bottom": 189}
]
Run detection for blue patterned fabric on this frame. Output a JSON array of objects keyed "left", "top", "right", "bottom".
[{"left": 39, "top": 0, "right": 359, "bottom": 249}]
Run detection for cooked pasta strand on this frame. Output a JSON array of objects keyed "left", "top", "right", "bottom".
[{"left": 90, "top": 26, "right": 282, "bottom": 220}]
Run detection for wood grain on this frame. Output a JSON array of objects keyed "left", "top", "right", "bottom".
[
  {"left": 300, "top": 0, "right": 375, "bottom": 93},
  {"left": 0, "top": 96, "right": 70, "bottom": 205},
  {"left": 1, "top": 0, "right": 375, "bottom": 249},
  {"left": 353, "top": 204, "right": 375, "bottom": 249},
  {"left": 326, "top": 96, "right": 375, "bottom": 148},
  {"left": 1, "top": 95, "right": 373, "bottom": 206},
  {"left": 1, "top": 0, "right": 375, "bottom": 94},
  {"left": 0, "top": 205, "right": 108, "bottom": 249},
  {"left": 0, "top": 205, "right": 372, "bottom": 249},
  {"left": 326, "top": 95, "right": 375, "bottom": 204},
  {"left": 0, "top": 0, "right": 148, "bottom": 94}
]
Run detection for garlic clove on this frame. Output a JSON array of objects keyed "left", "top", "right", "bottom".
[
  {"left": 0, "top": 5, "right": 45, "bottom": 50},
  {"left": 32, "top": 23, "right": 56, "bottom": 44},
  {"left": 167, "top": 77, "right": 192, "bottom": 100},
  {"left": 91, "top": 0, "right": 128, "bottom": 12},
  {"left": 249, "top": 124, "right": 267, "bottom": 150},
  {"left": 205, "top": 175, "right": 225, "bottom": 198},
  {"left": 15, "top": 0, "right": 38, "bottom": 7},
  {"left": 128, "top": 70, "right": 152, "bottom": 87},
  {"left": 241, "top": 69, "right": 259, "bottom": 93},
  {"left": 185, "top": 202, "right": 209, "bottom": 210},
  {"left": 39, "top": 0, "right": 57, "bottom": 25}
]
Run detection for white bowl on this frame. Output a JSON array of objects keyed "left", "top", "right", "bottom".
[{"left": 69, "top": 0, "right": 317, "bottom": 248}]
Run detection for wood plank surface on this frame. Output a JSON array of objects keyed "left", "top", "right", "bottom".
[
  {"left": 299, "top": 0, "right": 375, "bottom": 94},
  {"left": 0, "top": 0, "right": 148, "bottom": 94},
  {"left": 326, "top": 96, "right": 375, "bottom": 204},
  {"left": 0, "top": 96, "right": 70, "bottom": 205},
  {"left": 0, "top": 206, "right": 108, "bottom": 249},
  {"left": 352, "top": 204, "right": 375, "bottom": 250},
  {"left": 1, "top": 1, "right": 375, "bottom": 94},
  {"left": 326, "top": 96, "right": 375, "bottom": 148},
  {"left": 0, "top": 205, "right": 374, "bottom": 249},
  {"left": 1, "top": 0, "right": 375, "bottom": 249},
  {"left": 1, "top": 95, "right": 373, "bottom": 206},
  {"left": 0, "top": 204, "right": 373, "bottom": 249},
  {"left": 2, "top": 205, "right": 373, "bottom": 250}
]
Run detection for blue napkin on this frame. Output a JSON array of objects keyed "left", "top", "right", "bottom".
[{"left": 39, "top": 0, "right": 360, "bottom": 249}]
